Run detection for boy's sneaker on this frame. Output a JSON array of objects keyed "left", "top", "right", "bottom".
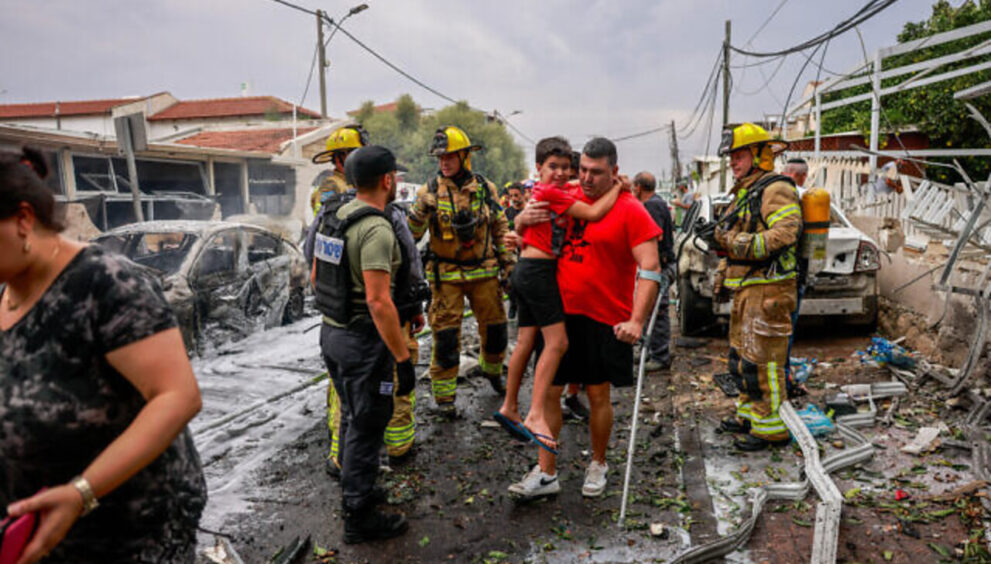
[
  {"left": 582, "top": 460, "right": 608, "bottom": 497},
  {"left": 563, "top": 394, "right": 589, "bottom": 421},
  {"left": 508, "top": 465, "right": 560, "bottom": 499}
]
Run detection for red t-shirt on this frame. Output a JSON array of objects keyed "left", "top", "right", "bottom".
[
  {"left": 521, "top": 183, "right": 577, "bottom": 255},
  {"left": 557, "top": 188, "right": 662, "bottom": 326}
]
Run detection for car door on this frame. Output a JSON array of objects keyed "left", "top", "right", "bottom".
[
  {"left": 242, "top": 228, "right": 292, "bottom": 328},
  {"left": 191, "top": 229, "right": 243, "bottom": 332}
]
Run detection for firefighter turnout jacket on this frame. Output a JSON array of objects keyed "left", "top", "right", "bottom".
[
  {"left": 716, "top": 170, "right": 802, "bottom": 289},
  {"left": 408, "top": 174, "right": 515, "bottom": 284}
]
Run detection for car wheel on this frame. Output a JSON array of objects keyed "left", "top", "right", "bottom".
[
  {"left": 282, "top": 287, "right": 305, "bottom": 325},
  {"left": 678, "top": 275, "right": 716, "bottom": 336}
]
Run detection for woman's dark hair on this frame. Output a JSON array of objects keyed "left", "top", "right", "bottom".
[{"left": 0, "top": 146, "right": 64, "bottom": 232}]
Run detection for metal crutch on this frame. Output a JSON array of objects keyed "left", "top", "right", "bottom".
[{"left": 618, "top": 275, "right": 667, "bottom": 528}]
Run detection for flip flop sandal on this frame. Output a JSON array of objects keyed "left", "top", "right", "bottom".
[
  {"left": 492, "top": 412, "right": 529, "bottom": 442},
  {"left": 520, "top": 425, "right": 559, "bottom": 456}
]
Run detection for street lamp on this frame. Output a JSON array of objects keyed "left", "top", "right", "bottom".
[{"left": 316, "top": 3, "right": 370, "bottom": 118}]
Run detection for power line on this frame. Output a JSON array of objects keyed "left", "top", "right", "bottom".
[
  {"left": 743, "top": 0, "right": 791, "bottom": 46},
  {"left": 730, "top": 0, "right": 899, "bottom": 58},
  {"left": 733, "top": 54, "right": 788, "bottom": 96},
  {"left": 678, "top": 49, "right": 724, "bottom": 137},
  {"left": 612, "top": 124, "right": 671, "bottom": 143},
  {"left": 265, "top": 0, "right": 536, "bottom": 144}
]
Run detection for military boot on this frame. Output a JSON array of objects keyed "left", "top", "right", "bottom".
[{"left": 343, "top": 504, "right": 408, "bottom": 544}]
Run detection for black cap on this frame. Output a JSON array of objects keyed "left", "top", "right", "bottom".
[{"left": 344, "top": 145, "right": 407, "bottom": 187}]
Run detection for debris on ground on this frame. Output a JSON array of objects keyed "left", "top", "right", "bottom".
[
  {"left": 203, "top": 537, "right": 246, "bottom": 564},
  {"left": 900, "top": 426, "right": 942, "bottom": 455},
  {"left": 858, "top": 336, "right": 917, "bottom": 369},
  {"left": 795, "top": 404, "right": 835, "bottom": 437},
  {"left": 790, "top": 357, "right": 816, "bottom": 384}
]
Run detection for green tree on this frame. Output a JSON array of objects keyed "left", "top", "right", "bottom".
[
  {"left": 355, "top": 97, "right": 526, "bottom": 186},
  {"left": 820, "top": 0, "right": 991, "bottom": 182},
  {"left": 395, "top": 94, "right": 419, "bottom": 133}
]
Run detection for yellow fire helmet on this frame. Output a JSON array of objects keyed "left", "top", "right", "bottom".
[
  {"left": 718, "top": 122, "right": 788, "bottom": 172},
  {"left": 429, "top": 126, "right": 482, "bottom": 156},
  {"left": 312, "top": 125, "right": 369, "bottom": 165}
]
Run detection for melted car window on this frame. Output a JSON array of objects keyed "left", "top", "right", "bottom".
[
  {"left": 246, "top": 232, "right": 281, "bottom": 264},
  {"left": 197, "top": 232, "right": 238, "bottom": 277},
  {"left": 96, "top": 232, "right": 197, "bottom": 275}
]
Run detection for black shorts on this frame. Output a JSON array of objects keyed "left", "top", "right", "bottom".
[
  {"left": 511, "top": 257, "right": 565, "bottom": 328},
  {"left": 553, "top": 315, "right": 634, "bottom": 388}
]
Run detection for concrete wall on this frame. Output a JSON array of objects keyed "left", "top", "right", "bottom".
[{"left": 848, "top": 214, "right": 989, "bottom": 368}]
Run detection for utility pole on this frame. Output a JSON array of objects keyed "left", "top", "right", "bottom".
[
  {"left": 720, "top": 19, "right": 731, "bottom": 192},
  {"left": 669, "top": 120, "right": 681, "bottom": 187},
  {"left": 316, "top": 10, "right": 328, "bottom": 118}
]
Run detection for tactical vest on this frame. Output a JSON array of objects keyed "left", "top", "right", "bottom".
[{"left": 314, "top": 193, "right": 419, "bottom": 325}]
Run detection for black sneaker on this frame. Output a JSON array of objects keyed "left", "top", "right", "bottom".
[
  {"left": 564, "top": 394, "right": 589, "bottom": 421},
  {"left": 718, "top": 418, "right": 751, "bottom": 434},
  {"left": 343, "top": 505, "right": 408, "bottom": 544},
  {"left": 733, "top": 434, "right": 791, "bottom": 452}
]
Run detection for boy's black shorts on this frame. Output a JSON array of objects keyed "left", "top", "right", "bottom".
[
  {"left": 553, "top": 314, "right": 634, "bottom": 388},
  {"left": 510, "top": 257, "right": 564, "bottom": 328}
]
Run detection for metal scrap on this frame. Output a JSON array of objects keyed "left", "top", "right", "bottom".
[{"left": 672, "top": 408, "right": 874, "bottom": 564}]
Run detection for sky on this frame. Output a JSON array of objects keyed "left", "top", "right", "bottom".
[{"left": 0, "top": 0, "right": 947, "bottom": 180}]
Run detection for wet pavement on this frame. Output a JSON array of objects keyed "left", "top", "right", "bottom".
[{"left": 190, "top": 309, "right": 990, "bottom": 563}]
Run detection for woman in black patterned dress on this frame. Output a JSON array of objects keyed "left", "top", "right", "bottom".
[{"left": 0, "top": 147, "right": 206, "bottom": 563}]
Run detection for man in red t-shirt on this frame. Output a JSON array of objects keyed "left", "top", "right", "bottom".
[{"left": 510, "top": 137, "right": 662, "bottom": 500}]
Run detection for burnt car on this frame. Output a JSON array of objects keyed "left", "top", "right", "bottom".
[
  {"left": 677, "top": 193, "right": 880, "bottom": 335},
  {"left": 94, "top": 221, "right": 308, "bottom": 354}
]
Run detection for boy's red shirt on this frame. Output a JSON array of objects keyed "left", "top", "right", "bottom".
[
  {"left": 520, "top": 182, "right": 576, "bottom": 256},
  {"left": 556, "top": 187, "right": 662, "bottom": 326}
]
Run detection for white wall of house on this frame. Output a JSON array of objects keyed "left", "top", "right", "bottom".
[{"left": 0, "top": 115, "right": 116, "bottom": 136}]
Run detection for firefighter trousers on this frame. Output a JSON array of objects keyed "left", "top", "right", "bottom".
[
  {"left": 727, "top": 281, "right": 797, "bottom": 442},
  {"left": 327, "top": 321, "right": 419, "bottom": 467},
  {"left": 427, "top": 276, "right": 507, "bottom": 403}
]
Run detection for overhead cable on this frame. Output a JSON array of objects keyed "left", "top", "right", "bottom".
[
  {"left": 730, "top": 0, "right": 899, "bottom": 58},
  {"left": 264, "top": 0, "right": 536, "bottom": 144}
]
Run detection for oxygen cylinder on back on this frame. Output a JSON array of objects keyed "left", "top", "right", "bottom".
[{"left": 801, "top": 187, "right": 831, "bottom": 277}]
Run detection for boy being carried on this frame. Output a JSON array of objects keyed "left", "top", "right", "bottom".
[{"left": 494, "top": 136, "right": 621, "bottom": 453}]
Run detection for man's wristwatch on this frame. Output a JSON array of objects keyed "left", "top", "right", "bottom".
[{"left": 70, "top": 475, "right": 99, "bottom": 516}]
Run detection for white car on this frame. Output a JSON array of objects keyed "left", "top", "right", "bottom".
[{"left": 676, "top": 194, "right": 881, "bottom": 335}]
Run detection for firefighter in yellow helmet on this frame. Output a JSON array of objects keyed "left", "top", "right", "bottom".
[
  {"left": 710, "top": 122, "right": 802, "bottom": 451},
  {"left": 408, "top": 126, "right": 515, "bottom": 415},
  {"left": 310, "top": 124, "right": 368, "bottom": 213}
]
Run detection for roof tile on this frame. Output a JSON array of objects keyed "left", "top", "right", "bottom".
[
  {"left": 149, "top": 96, "right": 321, "bottom": 121},
  {"left": 174, "top": 127, "right": 318, "bottom": 154}
]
